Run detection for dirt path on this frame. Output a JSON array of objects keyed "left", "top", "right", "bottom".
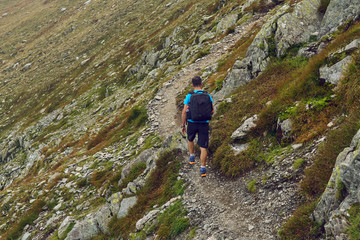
[
  {"left": 147, "top": 13, "right": 311, "bottom": 240},
  {"left": 148, "top": 15, "right": 265, "bottom": 139}
]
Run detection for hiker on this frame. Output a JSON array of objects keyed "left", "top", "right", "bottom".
[{"left": 181, "top": 76, "right": 214, "bottom": 177}]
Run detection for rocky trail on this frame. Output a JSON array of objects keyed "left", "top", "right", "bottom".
[
  {"left": 177, "top": 139, "right": 320, "bottom": 240},
  {"left": 148, "top": 14, "right": 266, "bottom": 139},
  {"left": 146, "top": 13, "right": 318, "bottom": 240}
]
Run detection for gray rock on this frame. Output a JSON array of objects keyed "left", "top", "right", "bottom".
[
  {"left": 344, "top": 39, "right": 360, "bottom": 52},
  {"left": 231, "top": 115, "right": 258, "bottom": 140},
  {"left": 65, "top": 215, "right": 100, "bottom": 240},
  {"left": 216, "top": 14, "right": 238, "bottom": 34},
  {"left": 118, "top": 196, "right": 138, "bottom": 218},
  {"left": 313, "top": 128, "right": 360, "bottom": 238},
  {"left": 320, "top": 0, "right": 360, "bottom": 37},
  {"left": 136, "top": 209, "right": 160, "bottom": 231},
  {"left": 218, "top": 59, "right": 253, "bottom": 98},
  {"left": 231, "top": 143, "right": 250, "bottom": 155},
  {"left": 58, "top": 216, "right": 75, "bottom": 239},
  {"left": 319, "top": 56, "right": 353, "bottom": 85},
  {"left": 275, "top": 0, "right": 322, "bottom": 57},
  {"left": 21, "top": 232, "right": 31, "bottom": 240},
  {"left": 199, "top": 32, "right": 216, "bottom": 44},
  {"left": 277, "top": 118, "right": 293, "bottom": 142},
  {"left": 23, "top": 63, "right": 32, "bottom": 70},
  {"left": 298, "top": 42, "right": 320, "bottom": 58},
  {"left": 93, "top": 205, "right": 113, "bottom": 234},
  {"left": 107, "top": 192, "right": 123, "bottom": 215}
]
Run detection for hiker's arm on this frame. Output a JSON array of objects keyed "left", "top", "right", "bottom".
[
  {"left": 212, "top": 104, "right": 214, "bottom": 114},
  {"left": 181, "top": 105, "right": 187, "bottom": 127}
]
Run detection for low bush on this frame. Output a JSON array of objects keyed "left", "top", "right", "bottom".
[{"left": 278, "top": 201, "right": 322, "bottom": 239}]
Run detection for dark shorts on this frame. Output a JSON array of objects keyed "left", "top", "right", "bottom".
[{"left": 187, "top": 122, "right": 209, "bottom": 148}]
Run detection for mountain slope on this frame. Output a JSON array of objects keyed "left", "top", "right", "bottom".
[{"left": 0, "top": 0, "right": 360, "bottom": 239}]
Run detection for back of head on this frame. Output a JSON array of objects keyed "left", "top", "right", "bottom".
[{"left": 192, "top": 76, "right": 202, "bottom": 87}]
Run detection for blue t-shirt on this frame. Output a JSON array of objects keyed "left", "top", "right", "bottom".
[{"left": 184, "top": 90, "right": 213, "bottom": 123}]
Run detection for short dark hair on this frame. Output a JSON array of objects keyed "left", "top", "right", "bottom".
[{"left": 192, "top": 76, "right": 202, "bottom": 87}]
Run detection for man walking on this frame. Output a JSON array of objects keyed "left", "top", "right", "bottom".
[{"left": 181, "top": 76, "right": 214, "bottom": 177}]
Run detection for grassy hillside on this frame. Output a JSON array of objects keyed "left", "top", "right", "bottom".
[{"left": 0, "top": 0, "right": 360, "bottom": 239}]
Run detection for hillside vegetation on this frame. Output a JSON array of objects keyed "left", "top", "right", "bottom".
[{"left": 0, "top": 0, "right": 360, "bottom": 239}]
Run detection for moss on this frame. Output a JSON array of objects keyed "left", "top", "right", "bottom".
[
  {"left": 292, "top": 158, "right": 305, "bottom": 170},
  {"left": 336, "top": 180, "right": 347, "bottom": 202},
  {"left": 247, "top": 179, "right": 257, "bottom": 193}
]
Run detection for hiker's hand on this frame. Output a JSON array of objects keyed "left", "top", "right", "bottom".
[{"left": 181, "top": 126, "right": 186, "bottom": 135}]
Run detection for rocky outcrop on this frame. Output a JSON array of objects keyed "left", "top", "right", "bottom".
[
  {"left": 320, "top": 56, "right": 353, "bottom": 85},
  {"left": 320, "top": 0, "right": 360, "bottom": 38},
  {"left": 216, "top": 14, "right": 239, "bottom": 33},
  {"left": 216, "top": 0, "right": 323, "bottom": 99},
  {"left": 274, "top": 0, "right": 322, "bottom": 57},
  {"left": 313, "top": 129, "right": 360, "bottom": 239},
  {"left": 319, "top": 38, "right": 359, "bottom": 85}
]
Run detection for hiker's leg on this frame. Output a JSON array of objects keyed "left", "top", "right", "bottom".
[
  {"left": 188, "top": 141, "right": 195, "bottom": 155},
  {"left": 200, "top": 147, "right": 207, "bottom": 166}
]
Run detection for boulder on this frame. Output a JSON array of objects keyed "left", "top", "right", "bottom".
[
  {"left": 117, "top": 196, "right": 138, "bottom": 218},
  {"left": 231, "top": 115, "right": 258, "bottom": 140},
  {"left": 199, "top": 32, "right": 216, "bottom": 44},
  {"left": 216, "top": 13, "right": 238, "bottom": 33},
  {"left": 107, "top": 192, "right": 123, "bottom": 214},
  {"left": 313, "top": 129, "right": 360, "bottom": 239},
  {"left": 65, "top": 215, "right": 100, "bottom": 240},
  {"left": 319, "top": 56, "right": 353, "bottom": 85},
  {"left": 320, "top": 0, "right": 360, "bottom": 37},
  {"left": 136, "top": 209, "right": 160, "bottom": 231},
  {"left": 275, "top": 0, "right": 322, "bottom": 57},
  {"left": 219, "top": 59, "right": 253, "bottom": 98},
  {"left": 58, "top": 217, "right": 76, "bottom": 239},
  {"left": 93, "top": 206, "right": 113, "bottom": 234},
  {"left": 277, "top": 118, "right": 293, "bottom": 143}
]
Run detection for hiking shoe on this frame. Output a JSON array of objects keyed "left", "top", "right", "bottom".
[
  {"left": 200, "top": 167, "right": 207, "bottom": 177},
  {"left": 188, "top": 155, "right": 195, "bottom": 164}
]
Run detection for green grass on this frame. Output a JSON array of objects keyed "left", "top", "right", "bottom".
[
  {"left": 280, "top": 22, "right": 360, "bottom": 238},
  {"left": 119, "top": 162, "right": 147, "bottom": 190},
  {"left": 154, "top": 200, "right": 190, "bottom": 239},
  {"left": 292, "top": 158, "right": 305, "bottom": 170},
  {"left": 346, "top": 203, "right": 360, "bottom": 240},
  {"left": 247, "top": 179, "right": 257, "bottom": 193},
  {"left": 108, "top": 149, "right": 186, "bottom": 238},
  {"left": 4, "top": 199, "right": 46, "bottom": 240}
]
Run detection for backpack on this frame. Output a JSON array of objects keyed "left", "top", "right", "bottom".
[{"left": 188, "top": 91, "right": 213, "bottom": 121}]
